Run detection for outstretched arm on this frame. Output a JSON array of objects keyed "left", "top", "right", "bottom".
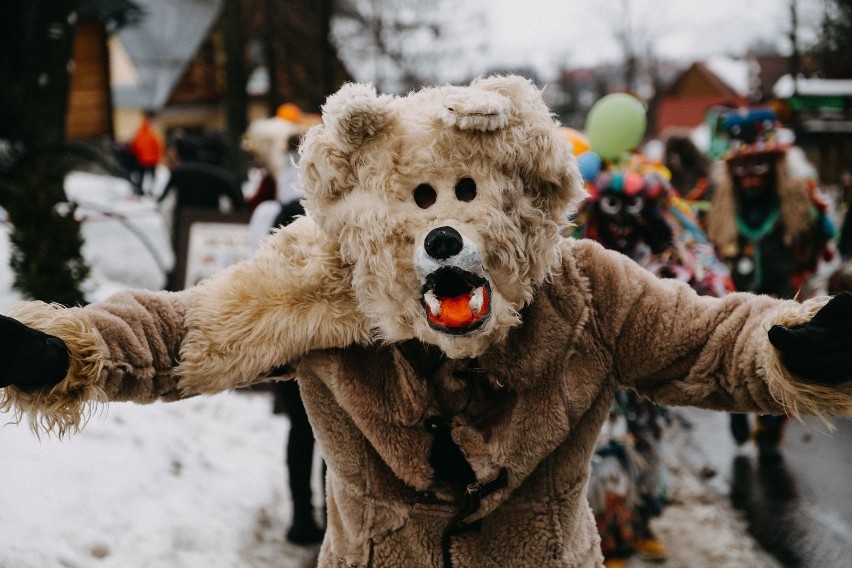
[
  {"left": 0, "top": 216, "right": 370, "bottom": 434},
  {"left": 0, "top": 289, "right": 189, "bottom": 433},
  {"left": 572, "top": 238, "right": 852, "bottom": 418},
  {"left": 175, "top": 216, "right": 371, "bottom": 393}
]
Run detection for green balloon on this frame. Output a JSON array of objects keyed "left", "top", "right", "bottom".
[{"left": 585, "top": 93, "right": 647, "bottom": 160}]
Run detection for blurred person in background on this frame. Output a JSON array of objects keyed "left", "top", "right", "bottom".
[
  {"left": 243, "top": 110, "right": 326, "bottom": 545},
  {"left": 575, "top": 154, "right": 733, "bottom": 567},
  {"left": 128, "top": 110, "right": 164, "bottom": 194},
  {"left": 705, "top": 107, "right": 836, "bottom": 463},
  {"left": 158, "top": 131, "right": 245, "bottom": 290},
  {"left": 836, "top": 169, "right": 852, "bottom": 260},
  {"left": 268, "top": 196, "right": 327, "bottom": 547},
  {"left": 664, "top": 134, "right": 714, "bottom": 223},
  {"left": 243, "top": 104, "right": 307, "bottom": 247}
]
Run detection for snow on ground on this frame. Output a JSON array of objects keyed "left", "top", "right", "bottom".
[
  {"left": 1, "top": 174, "right": 321, "bottom": 567},
  {"left": 628, "top": 413, "right": 782, "bottom": 568},
  {"left": 65, "top": 171, "right": 175, "bottom": 298},
  {"left": 0, "top": 173, "right": 774, "bottom": 567},
  {"left": 0, "top": 393, "right": 321, "bottom": 568}
]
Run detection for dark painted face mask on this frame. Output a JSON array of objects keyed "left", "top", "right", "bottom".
[
  {"left": 595, "top": 190, "right": 646, "bottom": 254},
  {"left": 729, "top": 156, "right": 779, "bottom": 229}
]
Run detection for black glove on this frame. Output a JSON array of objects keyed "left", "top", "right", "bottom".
[
  {"left": 768, "top": 292, "right": 852, "bottom": 386},
  {"left": 0, "top": 314, "right": 69, "bottom": 390}
]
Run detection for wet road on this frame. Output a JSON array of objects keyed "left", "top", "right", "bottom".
[{"left": 674, "top": 408, "right": 852, "bottom": 568}]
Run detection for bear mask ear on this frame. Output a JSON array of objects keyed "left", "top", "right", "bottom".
[
  {"left": 321, "top": 83, "right": 393, "bottom": 152},
  {"left": 441, "top": 87, "right": 512, "bottom": 132}
]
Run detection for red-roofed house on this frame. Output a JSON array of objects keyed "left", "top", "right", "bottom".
[{"left": 649, "top": 58, "right": 751, "bottom": 139}]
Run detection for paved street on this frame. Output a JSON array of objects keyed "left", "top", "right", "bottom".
[{"left": 674, "top": 408, "right": 852, "bottom": 567}]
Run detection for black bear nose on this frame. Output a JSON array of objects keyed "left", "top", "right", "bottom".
[{"left": 424, "top": 226, "right": 463, "bottom": 260}]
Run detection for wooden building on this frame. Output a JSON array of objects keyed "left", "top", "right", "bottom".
[
  {"left": 66, "top": 16, "right": 114, "bottom": 141},
  {"left": 112, "top": 0, "right": 351, "bottom": 141},
  {"left": 0, "top": 0, "right": 139, "bottom": 147}
]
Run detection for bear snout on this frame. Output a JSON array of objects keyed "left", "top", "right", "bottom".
[{"left": 424, "top": 226, "right": 463, "bottom": 260}]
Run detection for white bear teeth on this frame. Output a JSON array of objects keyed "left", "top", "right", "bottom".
[
  {"left": 424, "top": 290, "right": 442, "bottom": 316},
  {"left": 469, "top": 286, "right": 485, "bottom": 314},
  {"left": 423, "top": 286, "right": 486, "bottom": 317}
]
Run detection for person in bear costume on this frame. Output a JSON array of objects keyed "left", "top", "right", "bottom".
[{"left": 2, "top": 76, "right": 852, "bottom": 568}]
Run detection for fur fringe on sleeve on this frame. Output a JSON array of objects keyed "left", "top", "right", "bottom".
[
  {"left": 762, "top": 297, "right": 852, "bottom": 424},
  {"left": 0, "top": 302, "right": 106, "bottom": 436},
  {"left": 176, "top": 216, "right": 371, "bottom": 394}
]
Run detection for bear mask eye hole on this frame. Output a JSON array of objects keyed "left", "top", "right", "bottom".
[
  {"left": 455, "top": 177, "right": 477, "bottom": 202},
  {"left": 414, "top": 183, "right": 437, "bottom": 209}
]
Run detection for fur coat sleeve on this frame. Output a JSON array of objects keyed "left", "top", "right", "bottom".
[
  {"left": 2, "top": 217, "right": 371, "bottom": 433},
  {"left": 572, "top": 237, "right": 852, "bottom": 419}
]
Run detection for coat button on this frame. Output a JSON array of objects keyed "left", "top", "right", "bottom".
[{"left": 424, "top": 415, "right": 441, "bottom": 433}]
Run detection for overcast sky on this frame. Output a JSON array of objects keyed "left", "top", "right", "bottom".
[{"left": 476, "top": 0, "right": 824, "bottom": 76}]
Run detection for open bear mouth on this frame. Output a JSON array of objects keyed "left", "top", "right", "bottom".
[{"left": 420, "top": 267, "right": 491, "bottom": 335}]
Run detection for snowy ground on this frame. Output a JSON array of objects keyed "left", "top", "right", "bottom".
[
  {"left": 0, "top": 172, "right": 775, "bottom": 568},
  {"left": 1, "top": 173, "right": 322, "bottom": 568},
  {"left": 629, "top": 415, "right": 781, "bottom": 568},
  {"left": 0, "top": 394, "right": 322, "bottom": 568}
]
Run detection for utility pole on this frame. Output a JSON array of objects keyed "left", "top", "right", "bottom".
[
  {"left": 788, "top": 0, "right": 801, "bottom": 135},
  {"left": 223, "top": 0, "right": 248, "bottom": 176},
  {"left": 789, "top": 0, "right": 801, "bottom": 91},
  {"left": 263, "top": 0, "right": 279, "bottom": 115},
  {"left": 319, "top": 0, "right": 336, "bottom": 99}
]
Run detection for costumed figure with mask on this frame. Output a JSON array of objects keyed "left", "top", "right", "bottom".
[
  {"left": 664, "top": 134, "right": 714, "bottom": 222},
  {"left": 574, "top": 151, "right": 734, "bottom": 566},
  {"left": 576, "top": 154, "right": 733, "bottom": 297},
  {"left": 706, "top": 107, "right": 837, "bottom": 462}
]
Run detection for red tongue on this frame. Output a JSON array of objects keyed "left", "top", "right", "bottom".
[{"left": 431, "top": 293, "right": 474, "bottom": 327}]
